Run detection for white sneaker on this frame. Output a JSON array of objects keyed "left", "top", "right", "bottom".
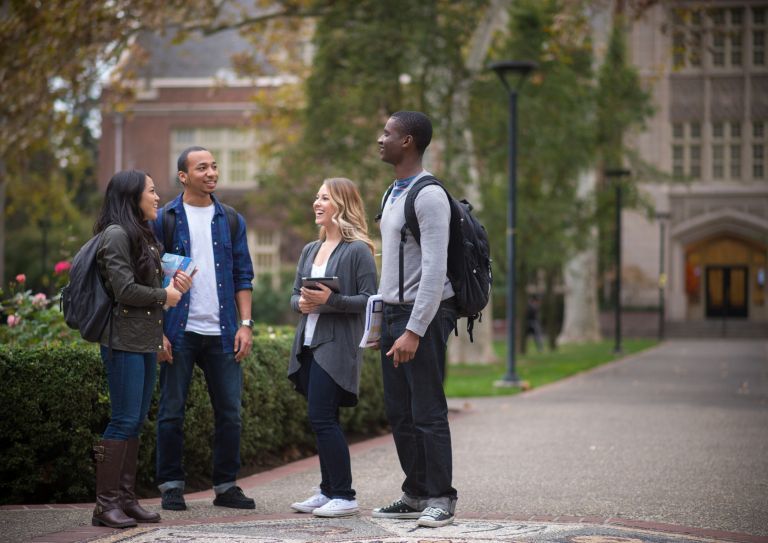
[
  {"left": 291, "top": 492, "right": 330, "bottom": 513},
  {"left": 312, "top": 498, "right": 359, "bottom": 517}
]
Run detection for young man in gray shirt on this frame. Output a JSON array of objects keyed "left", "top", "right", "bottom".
[{"left": 372, "top": 111, "right": 458, "bottom": 527}]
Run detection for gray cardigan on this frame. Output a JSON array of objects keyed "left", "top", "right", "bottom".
[{"left": 288, "top": 239, "right": 377, "bottom": 405}]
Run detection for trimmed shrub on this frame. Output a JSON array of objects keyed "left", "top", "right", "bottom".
[{"left": 0, "top": 334, "right": 387, "bottom": 504}]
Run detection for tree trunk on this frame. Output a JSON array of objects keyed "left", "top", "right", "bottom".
[
  {"left": 558, "top": 170, "right": 602, "bottom": 344},
  {"left": 557, "top": 5, "right": 613, "bottom": 345},
  {"left": 446, "top": 0, "right": 510, "bottom": 365}
]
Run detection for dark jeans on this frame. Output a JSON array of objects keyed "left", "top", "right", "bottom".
[
  {"left": 379, "top": 300, "right": 458, "bottom": 507},
  {"left": 100, "top": 347, "right": 157, "bottom": 440},
  {"left": 296, "top": 349, "right": 355, "bottom": 500},
  {"left": 156, "top": 332, "right": 243, "bottom": 491}
]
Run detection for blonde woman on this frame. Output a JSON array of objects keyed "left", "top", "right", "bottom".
[{"left": 288, "top": 178, "right": 377, "bottom": 517}]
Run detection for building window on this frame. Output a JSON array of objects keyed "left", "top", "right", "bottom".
[
  {"left": 754, "top": 145, "right": 765, "bottom": 179},
  {"left": 690, "top": 145, "right": 701, "bottom": 177},
  {"left": 711, "top": 121, "right": 743, "bottom": 180},
  {"left": 754, "top": 7, "right": 767, "bottom": 66},
  {"left": 712, "top": 145, "right": 724, "bottom": 179},
  {"left": 707, "top": 8, "right": 744, "bottom": 68},
  {"left": 755, "top": 121, "right": 766, "bottom": 180},
  {"left": 670, "top": 8, "right": 704, "bottom": 69},
  {"left": 673, "top": 145, "right": 684, "bottom": 176},
  {"left": 730, "top": 144, "right": 741, "bottom": 178},
  {"left": 170, "top": 127, "right": 271, "bottom": 188},
  {"left": 671, "top": 122, "right": 705, "bottom": 179}
]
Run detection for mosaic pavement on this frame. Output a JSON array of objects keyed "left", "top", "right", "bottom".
[{"left": 88, "top": 516, "right": 727, "bottom": 543}]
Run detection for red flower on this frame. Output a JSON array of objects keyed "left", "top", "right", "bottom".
[
  {"left": 15, "top": 274, "right": 26, "bottom": 284},
  {"left": 54, "top": 261, "right": 71, "bottom": 275}
]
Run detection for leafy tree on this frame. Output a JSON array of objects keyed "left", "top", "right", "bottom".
[
  {"left": 594, "top": 11, "right": 653, "bottom": 308},
  {"left": 470, "top": 0, "right": 598, "bottom": 350}
]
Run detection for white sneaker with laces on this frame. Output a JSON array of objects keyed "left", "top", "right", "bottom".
[
  {"left": 312, "top": 498, "right": 359, "bottom": 517},
  {"left": 291, "top": 492, "right": 330, "bottom": 513}
]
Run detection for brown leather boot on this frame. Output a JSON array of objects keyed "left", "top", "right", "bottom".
[
  {"left": 92, "top": 440, "right": 137, "bottom": 528},
  {"left": 120, "top": 438, "right": 160, "bottom": 523}
]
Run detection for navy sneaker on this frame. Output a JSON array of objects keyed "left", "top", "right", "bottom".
[
  {"left": 213, "top": 486, "right": 255, "bottom": 509},
  {"left": 161, "top": 488, "right": 186, "bottom": 511},
  {"left": 417, "top": 506, "right": 454, "bottom": 527},
  {"left": 372, "top": 498, "right": 423, "bottom": 519}
]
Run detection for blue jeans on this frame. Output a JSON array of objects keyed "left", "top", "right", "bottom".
[
  {"left": 379, "top": 300, "right": 458, "bottom": 510},
  {"left": 296, "top": 349, "right": 355, "bottom": 500},
  {"left": 100, "top": 347, "right": 157, "bottom": 440},
  {"left": 156, "top": 332, "right": 243, "bottom": 492}
]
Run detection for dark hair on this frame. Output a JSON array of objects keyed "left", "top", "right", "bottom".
[
  {"left": 391, "top": 111, "right": 433, "bottom": 154},
  {"left": 177, "top": 146, "right": 209, "bottom": 173},
  {"left": 94, "top": 169, "right": 160, "bottom": 286}
]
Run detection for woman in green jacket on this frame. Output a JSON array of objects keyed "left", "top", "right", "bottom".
[{"left": 91, "top": 170, "right": 191, "bottom": 528}]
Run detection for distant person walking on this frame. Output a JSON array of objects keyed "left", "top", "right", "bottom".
[
  {"left": 525, "top": 295, "right": 544, "bottom": 352},
  {"left": 372, "top": 111, "right": 458, "bottom": 528},
  {"left": 287, "top": 178, "right": 377, "bottom": 518},
  {"left": 92, "top": 170, "right": 191, "bottom": 528},
  {"left": 153, "top": 146, "right": 256, "bottom": 511}
]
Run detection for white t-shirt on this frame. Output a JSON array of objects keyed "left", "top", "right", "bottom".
[
  {"left": 303, "top": 262, "right": 327, "bottom": 346},
  {"left": 183, "top": 203, "right": 220, "bottom": 335}
]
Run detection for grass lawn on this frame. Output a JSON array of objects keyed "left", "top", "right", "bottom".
[{"left": 444, "top": 338, "right": 658, "bottom": 397}]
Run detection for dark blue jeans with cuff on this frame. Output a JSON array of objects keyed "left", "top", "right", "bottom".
[
  {"left": 156, "top": 332, "right": 243, "bottom": 495},
  {"left": 379, "top": 300, "right": 458, "bottom": 511}
]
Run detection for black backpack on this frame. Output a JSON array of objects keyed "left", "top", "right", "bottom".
[
  {"left": 60, "top": 233, "right": 115, "bottom": 344},
  {"left": 379, "top": 175, "right": 492, "bottom": 341}
]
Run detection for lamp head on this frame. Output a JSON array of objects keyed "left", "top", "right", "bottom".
[{"left": 489, "top": 60, "right": 538, "bottom": 92}]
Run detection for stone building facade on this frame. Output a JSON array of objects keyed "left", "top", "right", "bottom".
[{"left": 625, "top": 1, "right": 768, "bottom": 331}]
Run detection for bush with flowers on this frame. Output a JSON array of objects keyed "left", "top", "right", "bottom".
[{"left": 0, "top": 268, "right": 79, "bottom": 347}]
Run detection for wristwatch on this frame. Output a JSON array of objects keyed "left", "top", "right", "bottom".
[{"left": 238, "top": 319, "right": 255, "bottom": 328}]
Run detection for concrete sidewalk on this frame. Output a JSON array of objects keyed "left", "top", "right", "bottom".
[{"left": 2, "top": 339, "right": 767, "bottom": 543}]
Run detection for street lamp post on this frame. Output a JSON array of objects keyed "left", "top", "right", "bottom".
[
  {"left": 604, "top": 168, "right": 630, "bottom": 355},
  {"left": 489, "top": 60, "right": 537, "bottom": 387},
  {"left": 655, "top": 211, "right": 671, "bottom": 340}
]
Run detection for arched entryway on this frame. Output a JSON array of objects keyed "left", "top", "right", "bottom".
[
  {"left": 669, "top": 207, "right": 768, "bottom": 324},
  {"left": 685, "top": 235, "right": 765, "bottom": 319}
]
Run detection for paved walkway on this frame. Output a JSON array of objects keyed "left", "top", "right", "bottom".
[{"left": 2, "top": 339, "right": 767, "bottom": 543}]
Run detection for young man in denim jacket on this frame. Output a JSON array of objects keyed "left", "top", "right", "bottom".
[{"left": 152, "top": 146, "right": 256, "bottom": 511}]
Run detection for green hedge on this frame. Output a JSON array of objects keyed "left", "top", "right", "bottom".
[{"left": 0, "top": 335, "right": 387, "bottom": 505}]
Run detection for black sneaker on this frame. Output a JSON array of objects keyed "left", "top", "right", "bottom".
[
  {"left": 417, "top": 506, "right": 454, "bottom": 527},
  {"left": 213, "top": 486, "right": 255, "bottom": 509},
  {"left": 372, "top": 498, "right": 423, "bottom": 519},
  {"left": 161, "top": 488, "right": 187, "bottom": 511}
]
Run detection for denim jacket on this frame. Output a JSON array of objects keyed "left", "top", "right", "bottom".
[{"left": 152, "top": 193, "right": 254, "bottom": 352}]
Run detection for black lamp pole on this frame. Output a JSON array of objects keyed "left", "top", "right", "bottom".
[
  {"left": 604, "top": 168, "right": 630, "bottom": 355},
  {"left": 489, "top": 60, "right": 537, "bottom": 387}
]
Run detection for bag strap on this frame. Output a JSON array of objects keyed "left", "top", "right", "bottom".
[
  {"left": 374, "top": 182, "right": 395, "bottom": 223},
  {"left": 398, "top": 175, "right": 443, "bottom": 303}
]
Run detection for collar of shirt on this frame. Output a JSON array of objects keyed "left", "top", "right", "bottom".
[{"left": 389, "top": 174, "right": 418, "bottom": 203}]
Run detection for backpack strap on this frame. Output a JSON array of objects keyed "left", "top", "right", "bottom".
[
  {"left": 398, "top": 175, "right": 443, "bottom": 303},
  {"left": 161, "top": 201, "right": 239, "bottom": 253},
  {"left": 220, "top": 203, "right": 239, "bottom": 243},
  {"left": 162, "top": 204, "right": 175, "bottom": 252},
  {"left": 374, "top": 182, "right": 395, "bottom": 223}
]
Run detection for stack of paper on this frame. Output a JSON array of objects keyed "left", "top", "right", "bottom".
[{"left": 359, "top": 294, "right": 384, "bottom": 348}]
